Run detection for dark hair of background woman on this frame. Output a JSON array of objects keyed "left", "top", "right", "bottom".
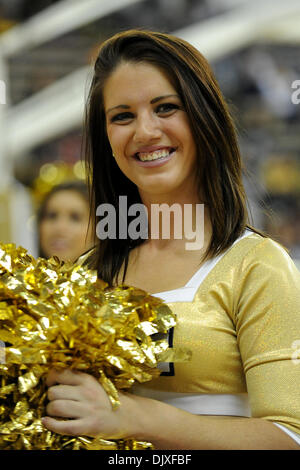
[
  {"left": 37, "top": 180, "right": 90, "bottom": 258},
  {"left": 83, "top": 29, "right": 267, "bottom": 286}
]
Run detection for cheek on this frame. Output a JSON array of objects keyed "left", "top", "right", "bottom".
[
  {"left": 107, "top": 126, "right": 130, "bottom": 154},
  {"left": 71, "top": 223, "right": 90, "bottom": 241},
  {"left": 106, "top": 126, "right": 118, "bottom": 149},
  {"left": 39, "top": 223, "right": 52, "bottom": 256},
  {"left": 39, "top": 222, "right": 50, "bottom": 240}
]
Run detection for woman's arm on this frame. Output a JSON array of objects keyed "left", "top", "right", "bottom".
[
  {"left": 42, "top": 369, "right": 299, "bottom": 450},
  {"left": 127, "top": 393, "right": 299, "bottom": 450}
]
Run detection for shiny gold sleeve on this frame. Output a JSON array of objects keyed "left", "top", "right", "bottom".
[{"left": 235, "top": 238, "right": 300, "bottom": 434}]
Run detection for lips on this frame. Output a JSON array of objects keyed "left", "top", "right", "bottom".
[
  {"left": 134, "top": 147, "right": 177, "bottom": 161},
  {"left": 49, "top": 240, "right": 69, "bottom": 251},
  {"left": 133, "top": 148, "right": 176, "bottom": 168}
]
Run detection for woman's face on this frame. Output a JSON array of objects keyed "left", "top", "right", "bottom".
[
  {"left": 103, "top": 61, "right": 198, "bottom": 201},
  {"left": 39, "top": 190, "right": 94, "bottom": 262}
]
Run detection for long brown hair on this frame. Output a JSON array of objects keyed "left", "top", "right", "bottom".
[{"left": 83, "top": 29, "right": 265, "bottom": 285}]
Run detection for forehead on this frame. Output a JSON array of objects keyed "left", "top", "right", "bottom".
[
  {"left": 46, "top": 190, "right": 87, "bottom": 210},
  {"left": 103, "top": 61, "right": 177, "bottom": 107}
]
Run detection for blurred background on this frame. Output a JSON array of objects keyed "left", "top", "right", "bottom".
[{"left": 0, "top": 0, "right": 299, "bottom": 267}]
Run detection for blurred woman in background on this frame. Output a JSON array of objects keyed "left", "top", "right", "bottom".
[{"left": 37, "top": 181, "right": 95, "bottom": 262}]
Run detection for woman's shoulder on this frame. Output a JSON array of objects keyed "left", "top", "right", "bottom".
[{"left": 232, "top": 229, "right": 299, "bottom": 278}]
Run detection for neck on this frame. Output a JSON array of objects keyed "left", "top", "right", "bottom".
[{"left": 137, "top": 192, "right": 212, "bottom": 254}]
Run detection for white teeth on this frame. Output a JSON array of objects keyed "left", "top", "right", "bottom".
[{"left": 137, "top": 149, "right": 172, "bottom": 161}]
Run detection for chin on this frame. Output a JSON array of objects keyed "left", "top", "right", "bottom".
[
  {"left": 141, "top": 183, "right": 181, "bottom": 197},
  {"left": 50, "top": 252, "right": 73, "bottom": 262}
]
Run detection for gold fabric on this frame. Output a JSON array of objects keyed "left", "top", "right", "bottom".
[{"left": 140, "top": 234, "right": 300, "bottom": 435}]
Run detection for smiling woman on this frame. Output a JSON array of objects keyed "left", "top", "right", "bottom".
[
  {"left": 83, "top": 29, "right": 258, "bottom": 286},
  {"left": 41, "top": 30, "right": 300, "bottom": 450},
  {"left": 38, "top": 181, "right": 95, "bottom": 262},
  {"left": 103, "top": 61, "right": 198, "bottom": 198}
]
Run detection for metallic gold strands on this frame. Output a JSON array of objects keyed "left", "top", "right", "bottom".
[{"left": 0, "top": 242, "right": 189, "bottom": 450}]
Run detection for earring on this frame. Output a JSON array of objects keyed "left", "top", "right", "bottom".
[{"left": 112, "top": 152, "right": 116, "bottom": 158}]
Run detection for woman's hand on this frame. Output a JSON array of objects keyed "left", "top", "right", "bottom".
[{"left": 42, "top": 368, "right": 136, "bottom": 439}]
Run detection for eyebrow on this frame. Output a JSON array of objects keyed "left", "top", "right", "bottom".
[{"left": 106, "top": 94, "right": 180, "bottom": 114}]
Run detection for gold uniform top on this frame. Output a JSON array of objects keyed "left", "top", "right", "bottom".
[{"left": 132, "top": 231, "right": 300, "bottom": 440}]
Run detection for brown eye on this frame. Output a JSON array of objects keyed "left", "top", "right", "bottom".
[
  {"left": 44, "top": 211, "right": 57, "bottom": 220},
  {"left": 156, "top": 103, "right": 180, "bottom": 114},
  {"left": 69, "top": 213, "right": 80, "bottom": 222},
  {"left": 111, "top": 112, "right": 134, "bottom": 123}
]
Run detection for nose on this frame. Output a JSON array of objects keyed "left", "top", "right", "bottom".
[
  {"left": 51, "top": 216, "right": 70, "bottom": 235},
  {"left": 133, "top": 112, "right": 162, "bottom": 143}
]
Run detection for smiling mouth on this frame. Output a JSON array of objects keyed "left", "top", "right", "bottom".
[
  {"left": 50, "top": 240, "right": 69, "bottom": 250},
  {"left": 134, "top": 148, "right": 176, "bottom": 162}
]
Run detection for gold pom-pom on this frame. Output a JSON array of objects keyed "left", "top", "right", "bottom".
[{"left": 0, "top": 243, "right": 184, "bottom": 450}]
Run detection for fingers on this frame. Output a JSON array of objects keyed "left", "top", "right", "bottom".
[
  {"left": 46, "top": 399, "right": 85, "bottom": 419},
  {"left": 47, "top": 384, "right": 81, "bottom": 402},
  {"left": 42, "top": 416, "right": 87, "bottom": 436},
  {"left": 46, "top": 368, "right": 86, "bottom": 387},
  {"left": 43, "top": 369, "right": 107, "bottom": 438}
]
